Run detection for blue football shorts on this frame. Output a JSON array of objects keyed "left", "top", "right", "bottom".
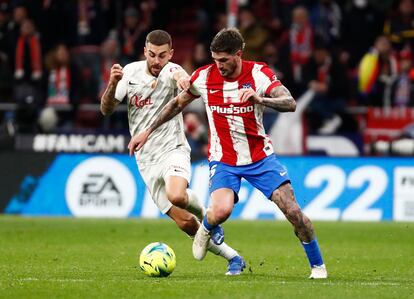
[{"left": 209, "top": 154, "right": 290, "bottom": 202}]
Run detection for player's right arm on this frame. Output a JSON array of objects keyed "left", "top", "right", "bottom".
[
  {"left": 127, "top": 91, "right": 195, "bottom": 155},
  {"left": 100, "top": 64, "right": 123, "bottom": 116}
]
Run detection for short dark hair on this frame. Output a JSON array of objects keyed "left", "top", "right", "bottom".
[
  {"left": 210, "top": 28, "right": 245, "bottom": 54},
  {"left": 146, "top": 30, "right": 172, "bottom": 48}
]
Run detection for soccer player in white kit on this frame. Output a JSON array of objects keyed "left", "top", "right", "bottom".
[
  {"left": 129, "top": 28, "right": 328, "bottom": 279},
  {"left": 100, "top": 30, "right": 243, "bottom": 275}
]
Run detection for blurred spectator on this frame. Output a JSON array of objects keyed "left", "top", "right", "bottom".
[
  {"left": 34, "top": 0, "right": 64, "bottom": 54},
  {"left": 183, "top": 111, "right": 208, "bottom": 160},
  {"left": 270, "top": 0, "right": 312, "bottom": 27},
  {"left": 0, "top": 0, "right": 412, "bottom": 147},
  {"left": 269, "top": 0, "right": 313, "bottom": 47},
  {"left": 44, "top": 43, "right": 76, "bottom": 106},
  {"left": 394, "top": 48, "right": 414, "bottom": 107},
  {"left": 182, "top": 42, "right": 210, "bottom": 74},
  {"left": 118, "top": 6, "right": 150, "bottom": 65},
  {"left": 310, "top": 0, "right": 342, "bottom": 48},
  {"left": 358, "top": 35, "right": 399, "bottom": 107},
  {"left": 65, "top": 0, "right": 106, "bottom": 47},
  {"left": 197, "top": 11, "right": 228, "bottom": 45},
  {"left": 7, "top": 5, "right": 28, "bottom": 56},
  {"left": 289, "top": 5, "right": 313, "bottom": 94},
  {"left": 238, "top": 6, "right": 269, "bottom": 61},
  {"left": 64, "top": 0, "right": 108, "bottom": 103},
  {"left": 10, "top": 1, "right": 64, "bottom": 53},
  {"left": 196, "top": 0, "right": 226, "bottom": 43},
  {"left": 14, "top": 18, "right": 42, "bottom": 83},
  {"left": 384, "top": 0, "right": 414, "bottom": 51},
  {"left": 342, "top": 0, "right": 385, "bottom": 69},
  {"left": 304, "top": 42, "right": 350, "bottom": 134},
  {"left": 215, "top": 12, "right": 228, "bottom": 32},
  {"left": 11, "top": 18, "right": 43, "bottom": 134}
]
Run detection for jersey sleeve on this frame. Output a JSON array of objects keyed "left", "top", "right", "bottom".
[
  {"left": 258, "top": 64, "right": 282, "bottom": 96},
  {"left": 165, "top": 63, "right": 185, "bottom": 88},
  {"left": 115, "top": 64, "right": 132, "bottom": 102},
  {"left": 186, "top": 68, "right": 203, "bottom": 98},
  {"left": 115, "top": 78, "right": 127, "bottom": 102}
]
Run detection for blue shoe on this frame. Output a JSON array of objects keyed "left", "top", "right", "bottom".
[
  {"left": 210, "top": 225, "right": 224, "bottom": 245},
  {"left": 225, "top": 255, "right": 246, "bottom": 276}
]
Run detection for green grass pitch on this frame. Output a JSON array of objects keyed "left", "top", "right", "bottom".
[{"left": 0, "top": 216, "right": 413, "bottom": 299}]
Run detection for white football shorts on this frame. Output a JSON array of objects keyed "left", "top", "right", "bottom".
[{"left": 137, "top": 148, "right": 191, "bottom": 214}]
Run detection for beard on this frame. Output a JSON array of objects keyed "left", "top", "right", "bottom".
[
  {"left": 219, "top": 62, "right": 237, "bottom": 77},
  {"left": 150, "top": 65, "right": 162, "bottom": 76},
  {"left": 147, "top": 62, "right": 163, "bottom": 77}
]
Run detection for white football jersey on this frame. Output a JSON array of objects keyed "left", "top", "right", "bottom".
[{"left": 115, "top": 60, "right": 190, "bottom": 164}]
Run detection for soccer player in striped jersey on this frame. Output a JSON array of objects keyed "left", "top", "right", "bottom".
[
  {"left": 100, "top": 30, "right": 243, "bottom": 275},
  {"left": 129, "top": 28, "right": 327, "bottom": 279}
]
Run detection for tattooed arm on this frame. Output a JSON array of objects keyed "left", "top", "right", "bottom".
[
  {"left": 100, "top": 64, "right": 123, "bottom": 115},
  {"left": 239, "top": 84, "right": 296, "bottom": 112},
  {"left": 261, "top": 85, "right": 296, "bottom": 112},
  {"left": 148, "top": 92, "right": 193, "bottom": 132},
  {"left": 127, "top": 92, "right": 195, "bottom": 155}
]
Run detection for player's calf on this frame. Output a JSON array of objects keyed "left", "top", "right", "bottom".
[{"left": 167, "top": 206, "right": 198, "bottom": 236}]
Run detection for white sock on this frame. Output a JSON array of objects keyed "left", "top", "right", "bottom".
[
  {"left": 185, "top": 189, "right": 205, "bottom": 221},
  {"left": 207, "top": 240, "right": 238, "bottom": 261}
]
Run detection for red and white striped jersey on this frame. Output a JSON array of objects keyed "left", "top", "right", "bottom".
[{"left": 187, "top": 60, "right": 282, "bottom": 166}]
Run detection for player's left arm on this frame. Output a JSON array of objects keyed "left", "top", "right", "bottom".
[
  {"left": 262, "top": 84, "right": 296, "bottom": 112},
  {"left": 239, "top": 84, "right": 296, "bottom": 112}
]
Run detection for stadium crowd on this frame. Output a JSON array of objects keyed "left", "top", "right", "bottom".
[{"left": 0, "top": 0, "right": 413, "bottom": 156}]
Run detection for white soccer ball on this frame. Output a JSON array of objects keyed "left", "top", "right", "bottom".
[{"left": 139, "top": 242, "right": 176, "bottom": 277}]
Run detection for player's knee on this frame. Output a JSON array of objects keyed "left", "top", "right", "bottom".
[
  {"left": 211, "top": 205, "right": 232, "bottom": 223},
  {"left": 271, "top": 189, "right": 281, "bottom": 204},
  {"left": 167, "top": 191, "right": 187, "bottom": 208}
]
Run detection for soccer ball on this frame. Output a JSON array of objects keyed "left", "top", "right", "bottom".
[{"left": 139, "top": 242, "right": 176, "bottom": 277}]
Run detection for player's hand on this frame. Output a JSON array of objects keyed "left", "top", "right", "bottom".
[
  {"left": 128, "top": 128, "right": 151, "bottom": 156},
  {"left": 110, "top": 64, "right": 123, "bottom": 85},
  {"left": 239, "top": 88, "right": 262, "bottom": 103},
  {"left": 177, "top": 76, "right": 191, "bottom": 91}
]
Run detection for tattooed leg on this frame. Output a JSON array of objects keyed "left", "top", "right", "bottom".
[{"left": 270, "top": 183, "right": 314, "bottom": 242}]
